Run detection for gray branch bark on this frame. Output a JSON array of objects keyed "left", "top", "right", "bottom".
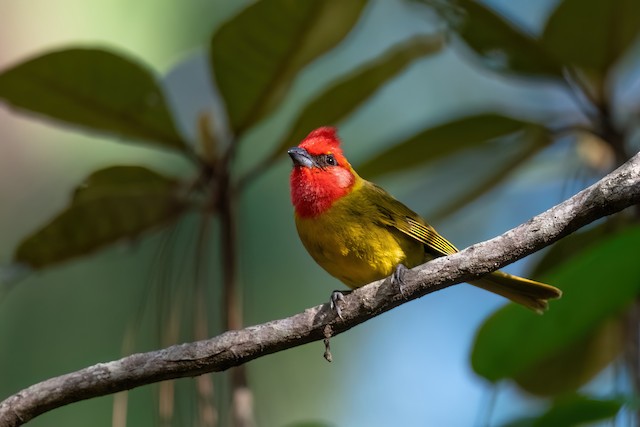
[{"left": 2, "top": 152, "right": 640, "bottom": 427}]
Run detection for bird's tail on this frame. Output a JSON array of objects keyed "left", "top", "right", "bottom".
[{"left": 470, "top": 270, "right": 562, "bottom": 314}]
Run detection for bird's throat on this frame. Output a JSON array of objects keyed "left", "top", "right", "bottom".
[{"left": 290, "top": 167, "right": 356, "bottom": 218}]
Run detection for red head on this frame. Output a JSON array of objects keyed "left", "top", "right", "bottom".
[{"left": 288, "top": 127, "right": 356, "bottom": 218}]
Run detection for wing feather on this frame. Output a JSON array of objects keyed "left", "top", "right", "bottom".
[{"left": 366, "top": 182, "right": 458, "bottom": 257}]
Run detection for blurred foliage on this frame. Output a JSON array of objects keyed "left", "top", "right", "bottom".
[
  {"left": 248, "top": 33, "right": 446, "bottom": 185},
  {"left": 210, "top": 0, "right": 368, "bottom": 135},
  {"left": 1, "top": 0, "right": 640, "bottom": 425},
  {"left": 425, "top": 0, "right": 564, "bottom": 79},
  {"left": 501, "top": 394, "right": 625, "bottom": 427},
  {"left": 357, "top": 113, "right": 549, "bottom": 178},
  {"left": 0, "top": 49, "right": 186, "bottom": 151},
  {"left": 541, "top": 0, "right": 640, "bottom": 82},
  {"left": 15, "top": 166, "right": 186, "bottom": 268},
  {"left": 472, "top": 226, "right": 640, "bottom": 394}
]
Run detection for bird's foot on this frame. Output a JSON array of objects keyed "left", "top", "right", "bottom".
[
  {"left": 330, "top": 290, "right": 352, "bottom": 320},
  {"left": 391, "top": 264, "right": 409, "bottom": 298}
]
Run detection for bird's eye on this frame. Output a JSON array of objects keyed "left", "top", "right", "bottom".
[{"left": 325, "top": 154, "right": 336, "bottom": 166}]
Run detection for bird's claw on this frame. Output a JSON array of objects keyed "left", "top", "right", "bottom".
[
  {"left": 330, "top": 290, "right": 352, "bottom": 319},
  {"left": 391, "top": 264, "right": 409, "bottom": 298}
]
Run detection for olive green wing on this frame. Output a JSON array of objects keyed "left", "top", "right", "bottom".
[{"left": 366, "top": 182, "right": 458, "bottom": 257}]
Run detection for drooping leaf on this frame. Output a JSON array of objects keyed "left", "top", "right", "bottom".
[
  {"left": 472, "top": 226, "right": 640, "bottom": 388},
  {"left": 0, "top": 48, "right": 187, "bottom": 151},
  {"left": 211, "top": 0, "right": 368, "bottom": 135},
  {"left": 357, "top": 113, "right": 543, "bottom": 178},
  {"left": 429, "top": 125, "right": 549, "bottom": 221},
  {"left": 14, "top": 166, "right": 187, "bottom": 268},
  {"left": 542, "top": 0, "right": 640, "bottom": 77},
  {"left": 425, "top": 0, "right": 562, "bottom": 78},
  {"left": 502, "top": 394, "right": 624, "bottom": 427}
]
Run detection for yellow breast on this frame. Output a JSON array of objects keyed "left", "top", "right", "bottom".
[{"left": 294, "top": 192, "right": 424, "bottom": 288}]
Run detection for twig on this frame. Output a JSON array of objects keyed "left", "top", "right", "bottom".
[{"left": 1, "top": 152, "right": 639, "bottom": 427}]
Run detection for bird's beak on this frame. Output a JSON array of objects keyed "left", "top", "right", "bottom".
[{"left": 288, "top": 146, "right": 316, "bottom": 168}]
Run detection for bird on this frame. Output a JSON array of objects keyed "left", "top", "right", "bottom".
[{"left": 287, "top": 127, "right": 561, "bottom": 315}]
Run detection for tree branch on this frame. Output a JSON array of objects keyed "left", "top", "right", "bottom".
[{"left": 2, "top": 152, "right": 640, "bottom": 427}]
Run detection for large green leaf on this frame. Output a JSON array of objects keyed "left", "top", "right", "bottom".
[
  {"left": 0, "top": 48, "right": 187, "bottom": 151},
  {"left": 14, "top": 166, "right": 187, "bottom": 269},
  {"left": 542, "top": 0, "right": 640, "bottom": 76},
  {"left": 210, "top": 0, "right": 367, "bottom": 135},
  {"left": 357, "top": 113, "right": 542, "bottom": 178},
  {"left": 425, "top": 0, "right": 562, "bottom": 79},
  {"left": 471, "top": 226, "right": 640, "bottom": 387},
  {"left": 502, "top": 395, "right": 624, "bottom": 427}
]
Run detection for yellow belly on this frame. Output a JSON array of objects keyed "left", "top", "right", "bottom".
[{"left": 295, "top": 199, "right": 424, "bottom": 288}]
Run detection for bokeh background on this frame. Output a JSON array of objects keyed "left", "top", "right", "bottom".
[{"left": 1, "top": 0, "right": 638, "bottom": 426}]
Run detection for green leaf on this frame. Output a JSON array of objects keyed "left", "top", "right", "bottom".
[
  {"left": 472, "top": 226, "right": 640, "bottom": 388},
  {"left": 211, "top": 0, "right": 367, "bottom": 135},
  {"left": 0, "top": 48, "right": 187, "bottom": 151},
  {"left": 426, "top": 0, "right": 562, "bottom": 78},
  {"left": 502, "top": 394, "right": 624, "bottom": 427},
  {"left": 357, "top": 113, "right": 541, "bottom": 179},
  {"left": 542, "top": 0, "right": 640, "bottom": 76},
  {"left": 14, "top": 166, "right": 187, "bottom": 269}
]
